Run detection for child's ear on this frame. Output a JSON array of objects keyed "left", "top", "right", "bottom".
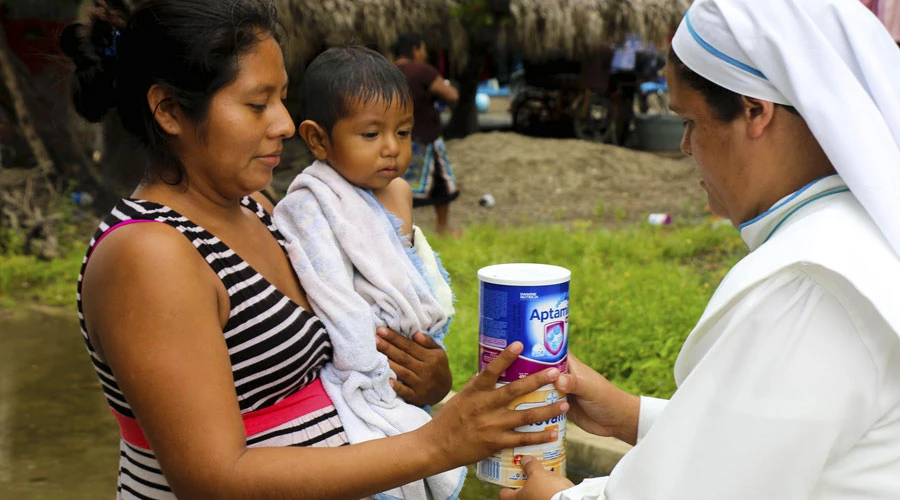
[{"left": 298, "top": 120, "right": 330, "bottom": 160}]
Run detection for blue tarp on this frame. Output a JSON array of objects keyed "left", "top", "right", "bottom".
[{"left": 477, "top": 81, "right": 510, "bottom": 97}]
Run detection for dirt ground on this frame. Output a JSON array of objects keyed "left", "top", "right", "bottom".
[{"left": 273, "top": 131, "right": 709, "bottom": 233}]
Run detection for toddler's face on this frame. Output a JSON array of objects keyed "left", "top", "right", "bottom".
[{"left": 324, "top": 98, "right": 414, "bottom": 191}]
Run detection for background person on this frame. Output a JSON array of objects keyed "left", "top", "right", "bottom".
[{"left": 393, "top": 32, "right": 462, "bottom": 237}]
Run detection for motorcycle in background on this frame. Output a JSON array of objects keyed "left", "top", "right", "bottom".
[{"left": 509, "top": 39, "right": 667, "bottom": 146}]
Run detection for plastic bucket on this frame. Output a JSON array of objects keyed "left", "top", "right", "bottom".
[{"left": 634, "top": 113, "right": 684, "bottom": 151}]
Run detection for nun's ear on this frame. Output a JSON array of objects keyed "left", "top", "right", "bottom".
[{"left": 742, "top": 96, "right": 776, "bottom": 139}]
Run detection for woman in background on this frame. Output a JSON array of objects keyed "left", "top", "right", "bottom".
[{"left": 62, "top": 1, "right": 566, "bottom": 498}]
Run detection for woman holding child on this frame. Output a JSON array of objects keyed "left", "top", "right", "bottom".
[{"left": 64, "top": 1, "right": 565, "bottom": 498}]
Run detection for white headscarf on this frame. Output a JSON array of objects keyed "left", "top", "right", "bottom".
[{"left": 671, "top": 0, "right": 900, "bottom": 257}]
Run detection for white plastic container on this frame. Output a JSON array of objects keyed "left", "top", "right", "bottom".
[{"left": 647, "top": 213, "right": 672, "bottom": 226}]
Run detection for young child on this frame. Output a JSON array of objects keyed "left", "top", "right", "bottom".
[{"left": 272, "top": 47, "right": 461, "bottom": 500}]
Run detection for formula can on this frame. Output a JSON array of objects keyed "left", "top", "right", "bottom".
[{"left": 476, "top": 263, "right": 570, "bottom": 488}]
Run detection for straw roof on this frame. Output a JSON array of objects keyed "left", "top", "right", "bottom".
[
  {"left": 276, "top": 0, "right": 469, "bottom": 69},
  {"left": 508, "top": 0, "right": 691, "bottom": 60},
  {"left": 276, "top": 0, "right": 690, "bottom": 69}
]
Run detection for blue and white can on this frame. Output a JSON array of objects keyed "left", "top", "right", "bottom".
[
  {"left": 477, "top": 263, "right": 570, "bottom": 381},
  {"left": 476, "top": 263, "right": 570, "bottom": 487}
]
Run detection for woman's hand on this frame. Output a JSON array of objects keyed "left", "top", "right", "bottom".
[
  {"left": 556, "top": 354, "right": 640, "bottom": 445},
  {"left": 375, "top": 327, "right": 452, "bottom": 407},
  {"left": 423, "top": 342, "right": 569, "bottom": 467},
  {"left": 499, "top": 456, "right": 575, "bottom": 500}
]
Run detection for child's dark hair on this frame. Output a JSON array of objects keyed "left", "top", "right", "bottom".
[
  {"left": 59, "top": 0, "right": 281, "bottom": 183},
  {"left": 392, "top": 33, "right": 424, "bottom": 59},
  {"left": 300, "top": 46, "right": 412, "bottom": 136}
]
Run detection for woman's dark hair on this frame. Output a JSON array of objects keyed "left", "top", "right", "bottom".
[
  {"left": 301, "top": 46, "right": 412, "bottom": 136},
  {"left": 667, "top": 46, "right": 798, "bottom": 122},
  {"left": 59, "top": 0, "right": 281, "bottom": 183},
  {"left": 392, "top": 33, "right": 424, "bottom": 59}
]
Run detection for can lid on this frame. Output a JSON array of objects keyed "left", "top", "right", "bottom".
[{"left": 477, "top": 263, "right": 571, "bottom": 286}]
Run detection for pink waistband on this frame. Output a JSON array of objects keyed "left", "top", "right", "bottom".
[{"left": 111, "top": 378, "right": 333, "bottom": 450}]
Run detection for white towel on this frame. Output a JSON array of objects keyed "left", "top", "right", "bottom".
[{"left": 273, "top": 160, "right": 464, "bottom": 500}]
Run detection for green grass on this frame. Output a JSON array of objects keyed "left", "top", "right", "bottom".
[
  {"left": 0, "top": 194, "right": 87, "bottom": 309},
  {"left": 0, "top": 246, "right": 84, "bottom": 309},
  {"left": 1, "top": 219, "right": 747, "bottom": 399},
  {"left": 433, "top": 220, "right": 747, "bottom": 399}
]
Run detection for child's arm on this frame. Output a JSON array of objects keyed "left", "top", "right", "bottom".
[
  {"left": 374, "top": 177, "right": 414, "bottom": 244},
  {"left": 428, "top": 74, "right": 459, "bottom": 107}
]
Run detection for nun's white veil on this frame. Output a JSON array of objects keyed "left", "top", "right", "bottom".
[{"left": 671, "top": 0, "right": 900, "bottom": 256}]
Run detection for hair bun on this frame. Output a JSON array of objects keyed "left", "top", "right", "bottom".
[{"left": 59, "top": 8, "right": 125, "bottom": 122}]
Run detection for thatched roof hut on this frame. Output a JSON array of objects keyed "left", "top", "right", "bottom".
[
  {"left": 276, "top": 0, "right": 466, "bottom": 69},
  {"left": 277, "top": 0, "right": 689, "bottom": 70},
  {"left": 508, "top": 0, "right": 688, "bottom": 62}
]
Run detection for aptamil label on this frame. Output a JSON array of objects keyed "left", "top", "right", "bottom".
[
  {"left": 476, "top": 263, "right": 570, "bottom": 487},
  {"left": 476, "top": 385, "right": 568, "bottom": 488},
  {"left": 478, "top": 279, "right": 569, "bottom": 382}
]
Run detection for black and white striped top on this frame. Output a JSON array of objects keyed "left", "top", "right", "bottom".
[{"left": 76, "top": 197, "right": 348, "bottom": 499}]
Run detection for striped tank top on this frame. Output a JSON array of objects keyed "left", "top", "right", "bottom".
[{"left": 76, "top": 197, "right": 349, "bottom": 499}]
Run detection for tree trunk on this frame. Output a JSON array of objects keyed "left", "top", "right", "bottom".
[
  {"left": 0, "top": 18, "right": 113, "bottom": 189},
  {"left": 0, "top": 22, "right": 54, "bottom": 175},
  {"left": 444, "top": 52, "right": 485, "bottom": 139}
]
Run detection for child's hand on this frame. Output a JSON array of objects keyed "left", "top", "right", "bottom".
[{"left": 375, "top": 327, "right": 452, "bottom": 407}]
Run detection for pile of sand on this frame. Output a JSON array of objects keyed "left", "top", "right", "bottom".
[
  {"left": 417, "top": 132, "right": 705, "bottom": 231},
  {"left": 273, "top": 131, "right": 708, "bottom": 233}
]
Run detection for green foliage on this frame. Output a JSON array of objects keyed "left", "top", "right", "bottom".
[
  {"left": 0, "top": 246, "right": 83, "bottom": 308},
  {"left": 434, "top": 221, "right": 747, "bottom": 399},
  {"left": 0, "top": 191, "right": 88, "bottom": 308},
  {"left": 0, "top": 183, "right": 84, "bottom": 256},
  {"left": 0, "top": 227, "right": 27, "bottom": 254}
]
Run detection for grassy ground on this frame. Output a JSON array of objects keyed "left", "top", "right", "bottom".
[
  {"left": 0, "top": 219, "right": 746, "bottom": 398},
  {"left": 435, "top": 220, "right": 746, "bottom": 398},
  {"left": 0, "top": 247, "right": 84, "bottom": 310}
]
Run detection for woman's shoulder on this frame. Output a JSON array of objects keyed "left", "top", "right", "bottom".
[
  {"left": 249, "top": 191, "right": 276, "bottom": 214},
  {"left": 80, "top": 216, "right": 223, "bottom": 330},
  {"left": 85, "top": 216, "right": 207, "bottom": 279},
  {"left": 84, "top": 196, "right": 214, "bottom": 278}
]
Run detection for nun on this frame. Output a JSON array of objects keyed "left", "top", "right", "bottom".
[{"left": 502, "top": 0, "right": 900, "bottom": 498}]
